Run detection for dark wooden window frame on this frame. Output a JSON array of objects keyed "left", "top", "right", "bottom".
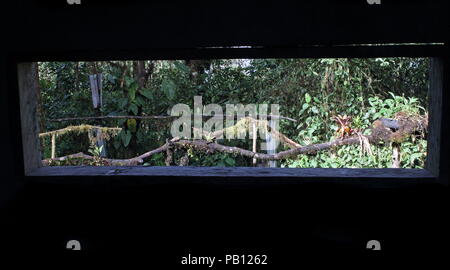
[{"left": 12, "top": 45, "right": 448, "bottom": 187}]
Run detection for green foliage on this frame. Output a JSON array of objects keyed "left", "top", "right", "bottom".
[
  {"left": 87, "top": 145, "right": 108, "bottom": 166},
  {"left": 282, "top": 93, "right": 427, "bottom": 168},
  {"left": 88, "top": 145, "right": 103, "bottom": 157},
  {"left": 39, "top": 58, "right": 429, "bottom": 168},
  {"left": 188, "top": 151, "right": 241, "bottom": 167}
]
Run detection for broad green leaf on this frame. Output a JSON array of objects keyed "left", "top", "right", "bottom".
[
  {"left": 372, "top": 113, "right": 381, "bottom": 120},
  {"left": 161, "top": 79, "right": 176, "bottom": 100},
  {"left": 129, "top": 103, "right": 138, "bottom": 115},
  {"left": 174, "top": 61, "right": 191, "bottom": 73},
  {"left": 128, "top": 82, "right": 137, "bottom": 101},
  {"left": 305, "top": 93, "right": 311, "bottom": 104},
  {"left": 118, "top": 98, "right": 128, "bottom": 109},
  {"left": 139, "top": 88, "right": 153, "bottom": 100},
  {"left": 125, "top": 76, "right": 134, "bottom": 88},
  {"left": 135, "top": 96, "right": 145, "bottom": 107},
  {"left": 128, "top": 87, "right": 136, "bottom": 101},
  {"left": 121, "top": 130, "right": 132, "bottom": 147}
]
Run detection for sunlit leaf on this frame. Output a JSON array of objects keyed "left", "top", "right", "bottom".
[{"left": 305, "top": 93, "right": 311, "bottom": 104}]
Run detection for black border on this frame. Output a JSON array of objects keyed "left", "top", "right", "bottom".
[{"left": 9, "top": 44, "right": 448, "bottom": 189}]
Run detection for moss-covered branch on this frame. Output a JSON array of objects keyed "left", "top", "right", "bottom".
[
  {"left": 42, "top": 114, "right": 427, "bottom": 166},
  {"left": 39, "top": 124, "right": 122, "bottom": 140}
]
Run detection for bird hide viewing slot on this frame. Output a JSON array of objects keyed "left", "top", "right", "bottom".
[{"left": 20, "top": 56, "right": 443, "bottom": 181}]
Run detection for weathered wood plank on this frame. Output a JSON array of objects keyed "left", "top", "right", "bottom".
[
  {"left": 51, "top": 133, "right": 56, "bottom": 159},
  {"left": 89, "top": 74, "right": 100, "bottom": 108},
  {"left": 7, "top": 1, "right": 449, "bottom": 51},
  {"left": 29, "top": 166, "right": 435, "bottom": 179},
  {"left": 426, "top": 58, "right": 443, "bottom": 177},
  {"left": 18, "top": 63, "right": 42, "bottom": 174}
]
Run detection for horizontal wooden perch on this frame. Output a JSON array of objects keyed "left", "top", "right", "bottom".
[
  {"left": 42, "top": 113, "right": 427, "bottom": 167},
  {"left": 39, "top": 124, "right": 122, "bottom": 138},
  {"left": 48, "top": 114, "right": 297, "bottom": 122}
]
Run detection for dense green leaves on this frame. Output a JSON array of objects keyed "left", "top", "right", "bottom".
[{"left": 161, "top": 79, "right": 176, "bottom": 100}]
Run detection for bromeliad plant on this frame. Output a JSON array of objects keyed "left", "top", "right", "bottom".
[
  {"left": 334, "top": 114, "right": 355, "bottom": 139},
  {"left": 87, "top": 145, "right": 109, "bottom": 166}
]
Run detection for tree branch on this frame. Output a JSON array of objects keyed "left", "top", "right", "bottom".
[
  {"left": 42, "top": 114, "right": 427, "bottom": 166},
  {"left": 39, "top": 124, "right": 122, "bottom": 138}
]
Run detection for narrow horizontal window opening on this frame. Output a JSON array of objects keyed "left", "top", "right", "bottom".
[{"left": 17, "top": 55, "right": 443, "bottom": 179}]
